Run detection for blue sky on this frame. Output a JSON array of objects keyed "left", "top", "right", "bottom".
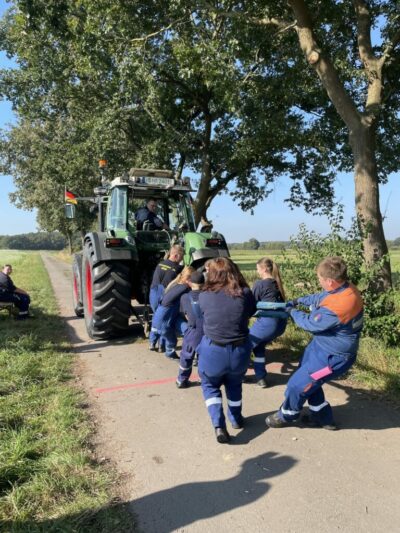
[{"left": 0, "top": 0, "right": 399, "bottom": 241}]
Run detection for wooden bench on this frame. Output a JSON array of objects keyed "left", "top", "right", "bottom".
[{"left": 0, "top": 302, "right": 15, "bottom": 317}]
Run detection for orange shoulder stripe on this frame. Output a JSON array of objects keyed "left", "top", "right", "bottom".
[{"left": 321, "top": 284, "right": 363, "bottom": 324}]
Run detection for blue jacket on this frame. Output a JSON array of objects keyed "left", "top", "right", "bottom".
[
  {"left": 135, "top": 207, "right": 164, "bottom": 229},
  {"left": 199, "top": 288, "right": 256, "bottom": 345},
  {"left": 291, "top": 282, "right": 364, "bottom": 356},
  {"left": 161, "top": 283, "right": 190, "bottom": 308},
  {"left": 151, "top": 259, "right": 183, "bottom": 289},
  {"left": 252, "top": 278, "right": 283, "bottom": 303},
  {"left": 181, "top": 290, "right": 203, "bottom": 327}
]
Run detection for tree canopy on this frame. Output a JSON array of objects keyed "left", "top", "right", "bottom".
[
  {"left": 0, "top": 1, "right": 399, "bottom": 288},
  {"left": 0, "top": 1, "right": 340, "bottom": 224}
]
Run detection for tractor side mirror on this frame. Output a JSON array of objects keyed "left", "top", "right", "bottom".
[{"left": 64, "top": 203, "right": 76, "bottom": 219}]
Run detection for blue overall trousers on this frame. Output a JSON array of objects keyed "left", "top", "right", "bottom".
[
  {"left": 278, "top": 340, "right": 356, "bottom": 426},
  {"left": 149, "top": 284, "right": 166, "bottom": 350},
  {"left": 149, "top": 285, "right": 165, "bottom": 313},
  {"left": 249, "top": 317, "right": 287, "bottom": 379},
  {"left": 0, "top": 291, "right": 30, "bottom": 319},
  {"left": 197, "top": 336, "right": 252, "bottom": 428},
  {"left": 150, "top": 303, "right": 187, "bottom": 357},
  {"left": 178, "top": 296, "right": 204, "bottom": 384}
]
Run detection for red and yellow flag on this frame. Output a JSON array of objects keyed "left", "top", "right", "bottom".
[{"left": 65, "top": 189, "right": 78, "bottom": 205}]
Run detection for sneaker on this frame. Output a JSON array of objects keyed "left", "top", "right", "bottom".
[
  {"left": 257, "top": 377, "right": 268, "bottom": 388},
  {"left": 176, "top": 380, "right": 189, "bottom": 389},
  {"left": 301, "top": 414, "right": 338, "bottom": 431},
  {"left": 243, "top": 374, "right": 257, "bottom": 384},
  {"left": 158, "top": 345, "right": 166, "bottom": 353},
  {"left": 149, "top": 343, "right": 157, "bottom": 351},
  {"left": 165, "top": 351, "right": 179, "bottom": 360},
  {"left": 215, "top": 427, "right": 230, "bottom": 443},
  {"left": 265, "top": 412, "right": 292, "bottom": 428},
  {"left": 231, "top": 415, "right": 244, "bottom": 429}
]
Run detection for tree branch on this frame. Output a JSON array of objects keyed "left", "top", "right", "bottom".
[
  {"left": 206, "top": 173, "right": 235, "bottom": 209},
  {"left": 288, "top": 0, "right": 361, "bottom": 132},
  {"left": 241, "top": 48, "right": 262, "bottom": 84},
  {"left": 130, "top": 17, "right": 186, "bottom": 43},
  {"left": 199, "top": 1, "right": 291, "bottom": 30},
  {"left": 353, "top": 0, "right": 375, "bottom": 66},
  {"left": 380, "top": 25, "right": 400, "bottom": 68}
]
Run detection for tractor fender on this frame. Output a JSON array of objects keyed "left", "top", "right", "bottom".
[{"left": 84, "top": 232, "right": 137, "bottom": 265}]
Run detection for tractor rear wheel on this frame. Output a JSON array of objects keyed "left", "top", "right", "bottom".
[{"left": 82, "top": 241, "right": 132, "bottom": 339}]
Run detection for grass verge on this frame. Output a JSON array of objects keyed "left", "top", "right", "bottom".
[{"left": 0, "top": 251, "right": 134, "bottom": 532}]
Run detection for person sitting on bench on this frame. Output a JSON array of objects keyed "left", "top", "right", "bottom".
[{"left": 0, "top": 264, "right": 32, "bottom": 319}]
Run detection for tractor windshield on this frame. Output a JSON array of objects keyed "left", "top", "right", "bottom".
[
  {"left": 127, "top": 190, "right": 195, "bottom": 232},
  {"left": 168, "top": 194, "right": 196, "bottom": 232},
  {"left": 106, "top": 186, "right": 127, "bottom": 230}
]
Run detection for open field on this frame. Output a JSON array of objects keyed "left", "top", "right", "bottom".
[
  {"left": 0, "top": 251, "right": 132, "bottom": 532},
  {"left": 231, "top": 248, "right": 400, "bottom": 278}
]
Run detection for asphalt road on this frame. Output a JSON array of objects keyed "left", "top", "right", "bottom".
[{"left": 42, "top": 253, "right": 400, "bottom": 533}]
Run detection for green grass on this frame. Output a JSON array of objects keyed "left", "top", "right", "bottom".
[
  {"left": 231, "top": 249, "right": 400, "bottom": 401},
  {"left": 0, "top": 251, "right": 134, "bottom": 532}
]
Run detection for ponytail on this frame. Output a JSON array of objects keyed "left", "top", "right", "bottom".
[{"left": 257, "top": 257, "right": 286, "bottom": 300}]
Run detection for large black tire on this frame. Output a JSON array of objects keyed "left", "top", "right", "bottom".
[
  {"left": 72, "top": 254, "right": 84, "bottom": 317},
  {"left": 82, "top": 241, "right": 132, "bottom": 339}
]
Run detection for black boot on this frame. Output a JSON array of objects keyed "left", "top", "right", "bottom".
[{"left": 215, "top": 427, "right": 230, "bottom": 443}]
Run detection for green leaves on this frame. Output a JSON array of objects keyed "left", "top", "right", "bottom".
[{"left": 1, "top": 0, "right": 399, "bottom": 242}]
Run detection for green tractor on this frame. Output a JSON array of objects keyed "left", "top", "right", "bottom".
[{"left": 66, "top": 164, "right": 229, "bottom": 339}]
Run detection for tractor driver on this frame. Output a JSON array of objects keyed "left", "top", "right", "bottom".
[{"left": 135, "top": 198, "right": 169, "bottom": 231}]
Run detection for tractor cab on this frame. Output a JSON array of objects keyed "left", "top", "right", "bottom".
[{"left": 105, "top": 170, "right": 228, "bottom": 268}]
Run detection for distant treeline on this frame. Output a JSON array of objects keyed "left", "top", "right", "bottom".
[
  {"left": 0, "top": 232, "right": 66, "bottom": 250},
  {"left": 229, "top": 238, "right": 400, "bottom": 250},
  {"left": 228, "top": 239, "right": 290, "bottom": 250},
  {"left": 1, "top": 232, "right": 399, "bottom": 252}
]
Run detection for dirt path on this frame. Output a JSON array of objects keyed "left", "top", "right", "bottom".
[{"left": 42, "top": 253, "right": 400, "bottom": 533}]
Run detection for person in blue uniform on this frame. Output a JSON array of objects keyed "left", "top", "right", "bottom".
[
  {"left": 135, "top": 198, "right": 169, "bottom": 230},
  {"left": 266, "top": 256, "right": 364, "bottom": 431},
  {"left": 249, "top": 258, "right": 287, "bottom": 388},
  {"left": 176, "top": 271, "right": 205, "bottom": 388},
  {"left": 0, "top": 264, "right": 32, "bottom": 319},
  {"left": 197, "top": 257, "right": 256, "bottom": 443},
  {"left": 149, "top": 266, "right": 194, "bottom": 359},
  {"left": 149, "top": 245, "right": 184, "bottom": 352},
  {"left": 150, "top": 245, "right": 184, "bottom": 312}
]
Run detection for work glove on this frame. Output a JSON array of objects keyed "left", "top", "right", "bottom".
[{"left": 284, "top": 306, "right": 294, "bottom": 315}]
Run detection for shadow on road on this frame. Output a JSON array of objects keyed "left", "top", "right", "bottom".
[
  {"left": 2, "top": 451, "right": 297, "bottom": 533},
  {"left": 62, "top": 314, "right": 146, "bottom": 352},
  {"left": 129, "top": 451, "right": 297, "bottom": 532}
]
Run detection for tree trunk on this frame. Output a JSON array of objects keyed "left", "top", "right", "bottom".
[
  {"left": 288, "top": 0, "right": 392, "bottom": 291},
  {"left": 67, "top": 232, "right": 73, "bottom": 255},
  {"left": 193, "top": 111, "right": 213, "bottom": 227},
  {"left": 350, "top": 124, "right": 392, "bottom": 290}
]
